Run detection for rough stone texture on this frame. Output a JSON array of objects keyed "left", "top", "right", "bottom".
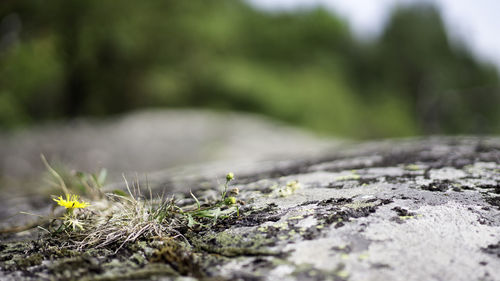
[{"left": 2, "top": 136, "right": 500, "bottom": 280}]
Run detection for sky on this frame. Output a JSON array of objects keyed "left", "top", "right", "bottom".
[{"left": 246, "top": 0, "right": 500, "bottom": 69}]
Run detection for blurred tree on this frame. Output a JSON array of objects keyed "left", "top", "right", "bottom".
[
  {"left": 0, "top": 0, "right": 498, "bottom": 137},
  {"left": 375, "top": 4, "right": 500, "bottom": 134}
]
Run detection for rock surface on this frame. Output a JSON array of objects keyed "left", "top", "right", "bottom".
[
  {"left": 0, "top": 109, "right": 336, "bottom": 182},
  {"left": 2, "top": 137, "right": 500, "bottom": 281}
]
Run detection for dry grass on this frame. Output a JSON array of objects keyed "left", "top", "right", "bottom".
[
  {"left": 53, "top": 176, "right": 184, "bottom": 252},
  {"left": 40, "top": 161, "right": 240, "bottom": 252}
]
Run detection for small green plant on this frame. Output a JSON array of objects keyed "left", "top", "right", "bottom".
[
  {"left": 182, "top": 172, "right": 240, "bottom": 228},
  {"left": 27, "top": 159, "right": 243, "bottom": 252}
]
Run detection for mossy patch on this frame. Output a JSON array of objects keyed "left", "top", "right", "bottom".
[
  {"left": 0, "top": 238, "right": 183, "bottom": 280},
  {"left": 150, "top": 239, "right": 202, "bottom": 277},
  {"left": 190, "top": 230, "right": 277, "bottom": 257}
]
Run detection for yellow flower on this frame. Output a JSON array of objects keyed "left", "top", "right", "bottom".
[{"left": 53, "top": 194, "right": 90, "bottom": 209}]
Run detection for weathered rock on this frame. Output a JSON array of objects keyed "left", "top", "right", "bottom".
[
  {"left": 2, "top": 136, "right": 500, "bottom": 281},
  {"left": 0, "top": 109, "right": 336, "bottom": 182}
]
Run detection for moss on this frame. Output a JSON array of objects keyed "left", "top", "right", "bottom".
[
  {"left": 47, "top": 254, "right": 103, "bottom": 279},
  {"left": 130, "top": 252, "right": 146, "bottom": 265},
  {"left": 191, "top": 231, "right": 277, "bottom": 257},
  {"left": 82, "top": 263, "right": 178, "bottom": 281},
  {"left": 0, "top": 237, "right": 188, "bottom": 280},
  {"left": 150, "top": 239, "right": 201, "bottom": 276},
  {"left": 15, "top": 253, "right": 43, "bottom": 268},
  {"left": 0, "top": 241, "right": 40, "bottom": 271}
]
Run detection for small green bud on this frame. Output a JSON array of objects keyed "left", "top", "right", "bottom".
[
  {"left": 224, "top": 196, "right": 236, "bottom": 205},
  {"left": 226, "top": 172, "right": 234, "bottom": 181}
]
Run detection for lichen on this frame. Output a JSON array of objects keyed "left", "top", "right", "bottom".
[
  {"left": 344, "top": 201, "right": 377, "bottom": 210},
  {"left": 268, "top": 180, "right": 301, "bottom": 197}
]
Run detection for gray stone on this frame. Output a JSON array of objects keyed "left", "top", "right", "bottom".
[{"left": 2, "top": 136, "right": 500, "bottom": 280}]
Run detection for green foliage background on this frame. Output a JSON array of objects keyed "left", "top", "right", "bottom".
[{"left": 0, "top": 0, "right": 499, "bottom": 138}]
